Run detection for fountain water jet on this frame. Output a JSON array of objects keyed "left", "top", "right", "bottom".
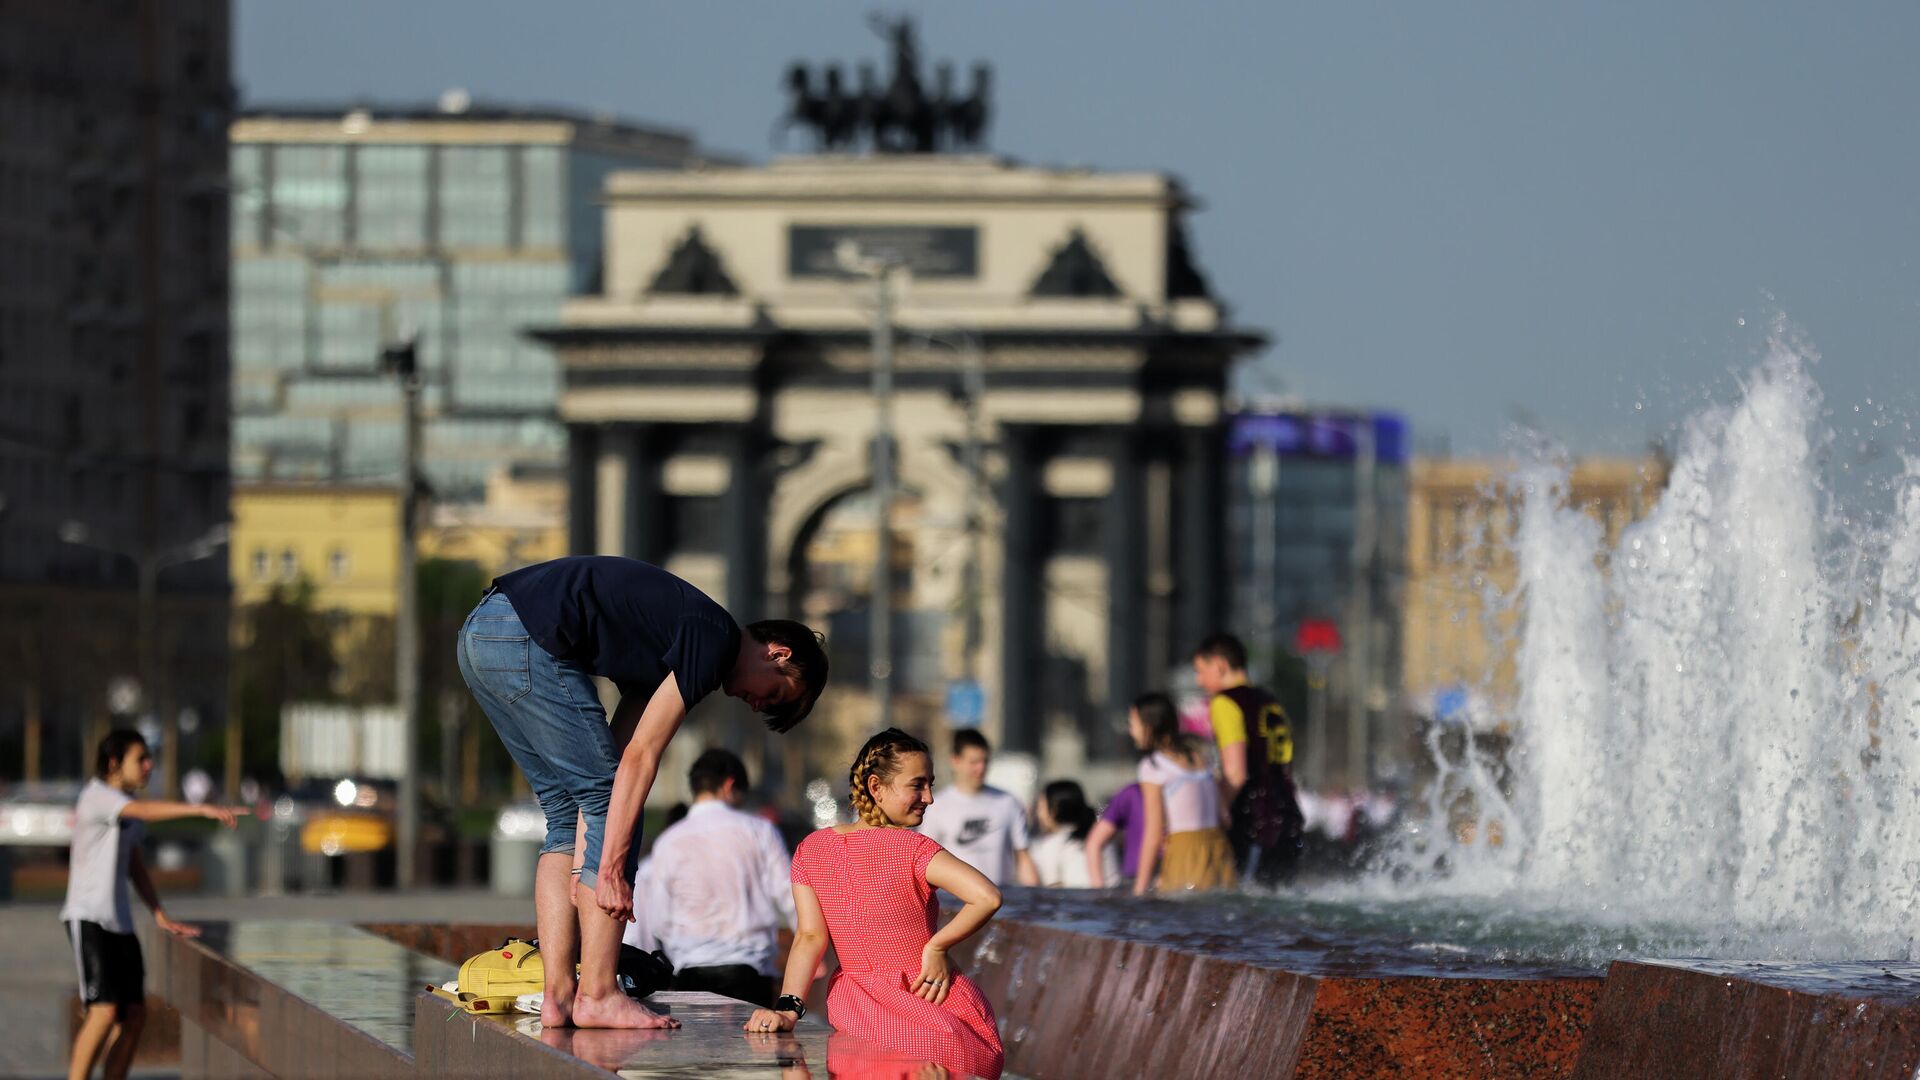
[{"left": 1371, "top": 330, "right": 1920, "bottom": 962}]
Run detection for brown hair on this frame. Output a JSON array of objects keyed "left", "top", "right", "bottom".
[
  {"left": 1133, "top": 691, "right": 1203, "bottom": 763},
  {"left": 1192, "top": 632, "right": 1248, "bottom": 671},
  {"left": 95, "top": 729, "right": 147, "bottom": 779},
  {"left": 747, "top": 619, "right": 830, "bottom": 733},
  {"left": 847, "top": 727, "right": 931, "bottom": 827}
]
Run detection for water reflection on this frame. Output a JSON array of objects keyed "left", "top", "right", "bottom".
[{"left": 208, "top": 921, "right": 456, "bottom": 1053}]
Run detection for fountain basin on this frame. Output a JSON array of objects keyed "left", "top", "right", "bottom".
[{"left": 1571, "top": 959, "right": 1920, "bottom": 1080}]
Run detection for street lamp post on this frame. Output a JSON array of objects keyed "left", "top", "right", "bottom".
[
  {"left": 1346, "top": 418, "right": 1378, "bottom": 789},
  {"left": 381, "top": 335, "right": 424, "bottom": 890},
  {"left": 836, "top": 244, "right": 905, "bottom": 730},
  {"left": 904, "top": 327, "right": 987, "bottom": 683},
  {"left": 59, "top": 521, "right": 229, "bottom": 800},
  {"left": 870, "top": 266, "right": 898, "bottom": 730}
]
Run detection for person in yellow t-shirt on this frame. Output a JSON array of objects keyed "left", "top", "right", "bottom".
[{"left": 1192, "top": 633, "right": 1305, "bottom": 887}]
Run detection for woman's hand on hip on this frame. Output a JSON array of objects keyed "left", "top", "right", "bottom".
[{"left": 912, "top": 945, "right": 953, "bottom": 1005}]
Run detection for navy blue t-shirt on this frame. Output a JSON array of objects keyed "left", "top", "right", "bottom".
[{"left": 492, "top": 556, "right": 742, "bottom": 708}]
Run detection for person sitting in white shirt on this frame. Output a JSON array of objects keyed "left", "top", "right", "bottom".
[
  {"left": 623, "top": 802, "right": 688, "bottom": 963},
  {"left": 627, "top": 749, "right": 794, "bottom": 1006},
  {"left": 1028, "top": 779, "right": 1119, "bottom": 889}
]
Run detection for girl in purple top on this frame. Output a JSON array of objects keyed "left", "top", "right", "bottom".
[{"left": 1083, "top": 783, "right": 1144, "bottom": 888}]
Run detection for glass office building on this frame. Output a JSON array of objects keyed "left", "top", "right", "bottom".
[
  {"left": 231, "top": 104, "right": 703, "bottom": 501},
  {"left": 1225, "top": 410, "right": 1410, "bottom": 785}
]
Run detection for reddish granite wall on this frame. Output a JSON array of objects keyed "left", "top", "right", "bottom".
[
  {"left": 190, "top": 913, "right": 1920, "bottom": 1079},
  {"left": 1571, "top": 961, "right": 1920, "bottom": 1080},
  {"left": 952, "top": 919, "right": 1318, "bottom": 1077},
  {"left": 1296, "top": 976, "right": 1599, "bottom": 1079},
  {"left": 947, "top": 918, "right": 1601, "bottom": 1080}
]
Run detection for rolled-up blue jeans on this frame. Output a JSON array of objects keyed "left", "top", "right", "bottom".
[{"left": 455, "top": 590, "right": 638, "bottom": 889}]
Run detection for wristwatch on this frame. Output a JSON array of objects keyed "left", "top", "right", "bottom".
[{"left": 773, "top": 994, "right": 807, "bottom": 1021}]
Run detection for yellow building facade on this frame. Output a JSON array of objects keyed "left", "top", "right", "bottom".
[
  {"left": 1401, "top": 457, "right": 1669, "bottom": 728},
  {"left": 232, "top": 485, "right": 402, "bottom": 615},
  {"left": 230, "top": 472, "right": 567, "bottom": 618}
]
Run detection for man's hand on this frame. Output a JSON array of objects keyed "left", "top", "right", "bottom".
[
  {"left": 155, "top": 912, "right": 200, "bottom": 938},
  {"left": 595, "top": 872, "right": 634, "bottom": 922},
  {"left": 201, "top": 805, "right": 246, "bottom": 828}
]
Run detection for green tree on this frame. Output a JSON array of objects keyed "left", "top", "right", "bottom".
[
  {"left": 232, "top": 577, "right": 338, "bottom": 783},
  {"left": 417, "top": 558, "right": 501, "bottom": 808}
]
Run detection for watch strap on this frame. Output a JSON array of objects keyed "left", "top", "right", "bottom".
[{"left": 773, "top": 993, "right": 807, "bottom": 1020}]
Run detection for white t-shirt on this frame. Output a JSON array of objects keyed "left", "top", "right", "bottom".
[
  {"left": 917, "top": 785, "right": 1029, "bottom": 885},
  {"left": 1138, "top": 751, "right": 1221, "bottom": 836},
  {"left": 629, "top": 801, "right": 795, "bottom": 977},
  {"left": 1028, "top": 829, "right": 1119, "bottom": 889},
  {"left": 60, "top": 779, "right": 142, "bottom": 933}
]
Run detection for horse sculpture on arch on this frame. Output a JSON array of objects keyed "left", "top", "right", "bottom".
[{"left": 777, "top": 15, "right": 992, "bottom": 154}]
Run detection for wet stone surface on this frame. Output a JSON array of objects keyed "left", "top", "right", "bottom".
[
  {"left": 188, "top": 920, "right": 455, "bottom": 1055},
  {"left": 1635, "top": 958, "right": 1920, "bottom": 1000},
  {"left": 418, "top": 990, "right": 1000, "bottom": 1079}
]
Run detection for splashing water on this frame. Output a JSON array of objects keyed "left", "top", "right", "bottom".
[{"left": 1322, "top": 330, "right": 1920, "bottom": 963}]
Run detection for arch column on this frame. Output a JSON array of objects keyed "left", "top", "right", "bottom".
[
  {"left": 1105, "top": 427, "right": 1144, "bottom": 741},
  {"left": 722, "top": 423, "right": 767, "bottom": 618},
  {"left": 567, "top": 424, "right": 597, "bottom": 555},
  {"left": 1176, "top": 422, "right": 1226, "bottom": 655},
  {"left": 997, "top": 425, "right": 1042, "bottom": 754}
]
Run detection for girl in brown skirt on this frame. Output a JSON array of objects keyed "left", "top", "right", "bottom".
[{"left": 1129, "top": 692, "right": 1237, "bottom": 895}]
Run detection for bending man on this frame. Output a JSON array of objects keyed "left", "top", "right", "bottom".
[{"left": 457, "top": 555, "right": 827, "bottom": 1028}]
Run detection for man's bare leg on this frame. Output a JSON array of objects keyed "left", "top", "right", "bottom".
[
  {"left": 569, "top": 878, "right": 678, "bottom": 1029},
  {"left": 535, "top": 852, "right": 580, "bottom": 1027},
  {"left": 68, "top": 1003, "right": 117, "bottom": 1080},
  {"left": 99, "top": 1003, "right": 145, "bottom": 1080}
]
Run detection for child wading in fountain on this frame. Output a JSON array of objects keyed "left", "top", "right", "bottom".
[
  {"left": 1131, "top": 692, "right": 1237, "bottom": 894},
  {"left": 745, "top": 728, "right": 1006, "bottom": 1080},
  {"left": 457, "top": 555, "right": 828, "bottom": 1029},
  {"left": 64, "top": 731, "right": 243, "bottom": 1080}
]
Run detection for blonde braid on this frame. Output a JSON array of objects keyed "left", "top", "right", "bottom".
[
  {"left": 846, "top": 727, "right": 930, "bottom": 828},
  {"left": 848, "top": 742, "right": 891, "bottom": 827}
]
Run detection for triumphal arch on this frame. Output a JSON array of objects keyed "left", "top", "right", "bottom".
[{"left": 534, "top": 76, "right": 1263, "bottom": 779}]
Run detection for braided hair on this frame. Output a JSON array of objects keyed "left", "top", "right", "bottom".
[{"left": 847, "top": 727, "right": 931, "bottom": 827}]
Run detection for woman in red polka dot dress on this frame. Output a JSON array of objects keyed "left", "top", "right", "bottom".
[{"left": 744, "top": 728, "right": 1006, "bottom": 1080}]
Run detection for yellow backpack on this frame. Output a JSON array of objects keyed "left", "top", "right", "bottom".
[
  {"left": 428, "top": 938, "right": 543, "bottom": 1015},
  {"left": 425, "top": 938, "right": 672, "bottom": 1015}
]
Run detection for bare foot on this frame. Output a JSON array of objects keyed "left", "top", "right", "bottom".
[
  {"left": 571, "top": 992, "right": 680, "bottom": 1030},
  {"left": 541, "top": 985, "right": 575, "bottom": 1028}
]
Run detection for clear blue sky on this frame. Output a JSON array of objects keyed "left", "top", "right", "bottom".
[{"left": 237, "top": 1, "right": 1920, "bottom": 456}]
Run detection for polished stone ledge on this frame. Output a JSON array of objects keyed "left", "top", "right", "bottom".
[
  {"left": 157, "top": 918, "right": 987, "bottom": 1078},
  {"left": 151, "top": 920, "right": 453, "bottom": 1079},
  {"left": 415, "top": 989, "right": 978, "bottom": 1079},
  {"left": 164, "top": 910, "right": 1920, "bottom": 1079}
]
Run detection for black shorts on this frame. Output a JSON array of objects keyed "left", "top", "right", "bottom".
[{"left": 67, "top": 920, "right": 144, "bottom": 1006}]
